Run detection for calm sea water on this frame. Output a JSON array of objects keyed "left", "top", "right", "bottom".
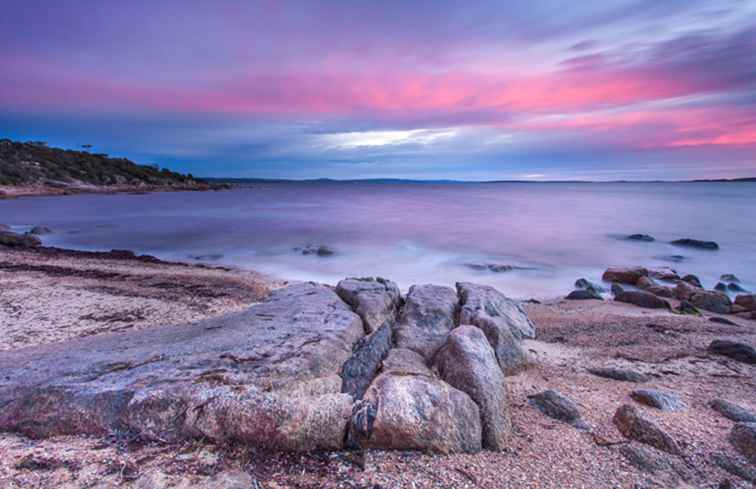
[{"left": 2, "top": 182, "right": 755, "bottom": 299}]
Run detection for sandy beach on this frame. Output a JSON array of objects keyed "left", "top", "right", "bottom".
[{"left": 0, "top": 244, "right": 753, "bottom": 488}]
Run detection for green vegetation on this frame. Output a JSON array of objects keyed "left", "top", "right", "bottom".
[{"left": 0, "top": 138, "right": 199, "bottom": 187}]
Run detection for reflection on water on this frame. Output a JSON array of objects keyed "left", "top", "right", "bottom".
[{"left": 2, "top": 182, "right": 755, "bottom": 299}]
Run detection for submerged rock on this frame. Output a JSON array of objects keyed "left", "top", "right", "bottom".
[
  {"left": 611, "top": 283, "right": 625, "bottom": 296},
  {"left": 457, "top": 282, "right": 535, "bottom": 340},
  {"left": 708, "top": 340, "right": 756, "bottom": 364},
  {"left": 613, "top": 404, "right": 681, "bottom": 455},
  {"left": 336, "top": 277, "right": 401, "bottom": 334},
  {"left": 630, "top": 389, "right": 686, "bottom": 411},
  {"left": 709, "top": 399, "right": 756, "bottom": 423},
  {"left": 657, "top": 255, "right": 686, "bottom": 263},
  {"left": 295, "top": 244, "right": 335, "bottom": 256},
  {"left": 587, "top": 367, "right": 649, "bottom": 383},
  {"left": 436, "top": 325, "right": 510, "bottom": 450},
  {"left": 671, "top": 238, "right": 719, "bottom": 250},
  {"left": 626, "top": 234, "right": 655, "bottom": 242},
  {"left": 394, "top": 284, "right": 458, "bottom": 361},
  {"left": 464, "top": 263, "right": 526, "bottom": 273},
  {"left": 528, "top": 390, "right": 588, "bottom": 429},
  {"left": 602, "top": 267, "right": 649, "bottom": 285},
  {"left": 715, "top": 282, "right": 728, "bottom": 292}
]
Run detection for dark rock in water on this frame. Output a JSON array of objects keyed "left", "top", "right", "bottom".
[
  {"left": 566, "top": 289, "right": 603, "bottom": 300},
  {"left": 528, "top": 390, "right": 588, "bottom": 429},
  {"left": 735, "top": 294, "right": 756, "bottom": 311},
  {"left": 712, "top": 452, "right": 756, "bottom": 484},
  {"left": 715, "top": 282, "right": 728, "bottom": 292},
  {"left": 728, "top": 283, "right": 748, "bottom": 293},
  {"left": 611, "top": 283, "right": 625, "bottom": 296},
  {"left": 189, "top": 254, "right": 223, "bottom": 261},
  {"left": 709, "top": 317, "right": 738, "bottom": 326},
  {"left": 28, "top": 226, "right": 52, "bottom": 235},
  {"left": 730, "top": 422, "right": 756, "bottom": 464},
  {"left": 682, "top": 274, "right": 703, "bottom": 288},
  {"left": 685, "top": 288, "right": 732, "bottom": 314},
  {"left": 677, "top": 300, "right": 700, "bottom": 315},
  {"left": 574, "top": 278, "right": 605, "bottom": 292},
  {"left": 626, "top": 234, "right": 655, "bottom": 242},
  {"left": 630, "top": 389, "right": 686, "bottom": 411},
  {"left": 708, "top": 340, "right": 756, "bottom": 364},
  {"left": 295, "top": 244, "right": 335, "bottom": 256},
  {"left": 721, "top": 274, "right": 741, "bottom": 283},
  {"left": 0, "top": 231, "right": 41, "bottom": 248},
  {"left": 381, "top": 348, "right": 433, "bottom": 377},
  {"left": 465, "top": 263, "right": 524, "bottom": 273},
  {"left": 709, "top": 399, "right": 756, "bottom": 423},
  {"left": 619, "top": 444, "right": 682, "bottom": 474},
  {"left": 587, "top": 367, "right": 649, "bottom": 383},
  {"left": 336, "top": 277, "right": 401, "bottom": 334},
  {"left": 457, "top": 282, "right": 535, "bottom": 340},
  {"left": 613, "top": 404, "right": 681, "bottom": 455},
  {"left": 602, "top": 267, "right": 648, "bottom": 285},
  {"left": 436, "top": 325, "right": 510, "bottom": 450},
  {"left": 341, "top": 322, "right": 393, "bottom": 400},
  {"left": 394, "top": 284, "right": 458, "bottom": 361},
  {"left": 359, "top": 373, "right": 482, "bottom": 454},
  {"left": 657, "top": 255, "right": 686, "bottom": 263},
  {"left": 615, "top": 290, "right": 671, "bottom": 309},
  {"left": 671, "top": 238, "right": 719, "bottom": 250}
]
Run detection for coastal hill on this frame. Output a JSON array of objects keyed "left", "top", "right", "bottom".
[{"left": 0, "top": 138, "right": 211, "bottom": 196}]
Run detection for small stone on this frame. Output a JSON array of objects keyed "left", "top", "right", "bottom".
[
  {"left": 630, "top": 389, "right": 686, "bottom": 411},
  {"left": 709, "top": 399, "right": 756, "bottom": 423},
  {"left": 587, "top": 367, "right": 649, "bottom": 383},
  {"left": 528, "top": 390, "right": 588, "bottom": 429},
  {"left": 682, "top": 274, "right": 703, "bottom": 288},
  {"left": 613, "top": 404, "right": 681, "bottom": 455},
  {"left": 708, "top": 340, "right": 756, "bottom": 364}
]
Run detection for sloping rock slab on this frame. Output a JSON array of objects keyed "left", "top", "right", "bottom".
[
  {"left": 436, "top": 325, "right": 510, "bottom": 450},
  {"left": 381, "top": 348, "right": 433, "bottom": 377},
  {"left": 356, "top": 373, "right": 482, "bottom": 454},
  {"left": 457, "top": 282, "right": 535, "bottom": 340},
  {"left": 336, "top": 277, "right": 401, "bottom": 334},
  {"left": 394, "top": 284, "right": 458, "bottom": 361},
  {"left": 613, "top": 404, "right": 681, "bottom": 455},
  {"left": 0, "top": 283, "right": 364, "bottom": 450}
]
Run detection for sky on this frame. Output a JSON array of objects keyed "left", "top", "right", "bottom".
[{"left": 1, "top": 0, "right": 755, "bottom": 181}]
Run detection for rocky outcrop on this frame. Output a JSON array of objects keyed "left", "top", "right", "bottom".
[
  {"left": 735, "top": 294, "right": 756, "bottom": 311},
  {"left": 709, "top": 399, "right": 756, "bottom": 423},
  {"left": 615, "top": 290, "right": 671, "bottom": 309},
  {"left": 630, "top": 389, "right": 686, "bottom": 411},
  {"left": 602, "top": 267, "right": 648, "bottom": 285},
  {"left": 336, "top": 277, "right": 401, "bottom": 333},
  {"left": 528, "top": 390, "right": 587, "bottom": 429},
  {"left": 394, "top": 284, "right": 458, "bottom": 361},
  {"left": 613, "top": 404, "right": 681, "bottom": 455},
  {"left": 356, "top": 373, "right": 482, "bottom": 454},
  {"left": 730, "top": 422, "right": 756, "bottom": 464},
  {"left": 587, "top": 367, "right": 649, "bottom": 383},
  {"left": 0, "top": 231, "right": 41, "bottom": 248},
  {"left": 457, "top": 282, "right": 535, "bottom": 340},
  {"left": 708, "top": 340, "right": 756, "bottom": 364},
  {"left": 436, "top": 326, "right": 510, "bottom": 450},
  {"left": 671, "top": 238, "right": 719, "bottom": 250}
]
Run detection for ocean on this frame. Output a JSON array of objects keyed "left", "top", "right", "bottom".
[{"left": 3, "top": 181, "right": 755, "bottom": 299}]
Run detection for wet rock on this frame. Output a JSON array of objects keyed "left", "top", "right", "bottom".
[
  {"left": 575, "top": 278, "right": 605, "bottom": 292},
  {"left": 528, "top": 390, "right": 588, "bottom": 429},
  {"left": 295, "top": 244, "right": 335, "bottom": 256},
  {"left": 649, "top": 267, "right": 680, "bottom": 281},
  {"left": 587, "top": 367, "right": 649, "bottom": 383},
  {"left": 626, "top": 234, "right": 655, "bottom": 242},
  {"left": 381, "top": 348, "right": 433, "bottom": 377},
  {"left": 341, "top": 322, "right": 393, "bottom": 400},
  {"left": 671, "top": 238, "right": 719, "bottom": 250},
  {"left": 0, "top": 282, "right": 364, "bottom": 450},
  {"left": 613, "top": 404, "right": 681, "bottom": 455},
  {"left": 709, "top": 399, "right": 756, "bottom": 423},
  {"left": 676, "top": 300, "right": 700, "bottom": 315},
  {"left": 728, "top": 283, "right": 748, "bottom": 293},
  {"left": 730, "top": 422, "right": 756, "bottom": 464},
  {"left": 682, "top": 274, "right": 703, "bottom": 288},
  {"left": 457, "top": 282, "right": 535, "bottom": 340},
  {"left": 602, "top": 267, "right": 649, "bottom": 285},
  {"left": 721, "top": 274, "right": 741, "bottom": 283},
  {"left": 0, "top": 231, "right": 41, "bottom": 248},
  {"left": 566, "top": 289, "right": 603, "bottom": 300},
  {"left": 436, "top": 325, "right": 510, "bottom": 450},
  {"left": 735, "top": 294, "right": 756, "bottom": 311},
  {"left": 28, "top": 226, "right": 52, "bottom": 235},
  {"left": 708, "top": 340, "right": 756, "bottom": 364},
  {"left": 715, "top": 282, "right": 728, "bottom": 292},
  {"left": 358, "top": 373, "right": 482, "bottom": 454},
  {"left": 630, "top": 389, "right": 686, "bottom": 411},
  {"left": 465, "top": 263, "right": 526, "bottom": 273},
  {"left": 615, "top": 290, "right": 671, "bottom": 309},
  {"left": 336, "top": 277, "right": 401, "bottom": 333},
  {"left": 394, "top": 284, "right": 458, "bottom": 361},
  {"left": 611, "top": 283, "right": 625, "bottom": 296}
]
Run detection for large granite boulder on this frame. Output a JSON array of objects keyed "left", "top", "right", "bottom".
[
  {"left": 394, "top": 284, "right": 458, "bottom": 361},
  {"left": 436, "top": 325, "right": 510, "bottom": 450},
  {"left": 355, "top": 373, "right": 482, "bottom": 454},
  {"left": 602, "top": 267, "right": 648, "bottom": 285},
  {"left": 0, "top": 231, "right": 41, "bottom": 248},
  {"left": 613, "top": 404, "right": 681, "bottom": 455},
  {"left": 735, "top": 294, "right": 756, "bottom": 311},
  {"left": 336, "top": 277, "right": 401, "bottom": 334},
  {"left": 457, "top": 282, "right": 535, "bottom": 340},
  {"left": 0, "top": 283, "right": 364, "bottom": 450}
]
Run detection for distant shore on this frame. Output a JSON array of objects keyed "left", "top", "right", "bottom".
[{"left": 0, "top": 181, "right": 230, "bottom": 200}]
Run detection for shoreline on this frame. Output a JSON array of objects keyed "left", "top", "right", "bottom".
[
  {"left": 0, "top": 182, "right": 232, "bottom": 200},
  {"left": 0, "top": 243, "right": 754, "bottom": 488}
]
